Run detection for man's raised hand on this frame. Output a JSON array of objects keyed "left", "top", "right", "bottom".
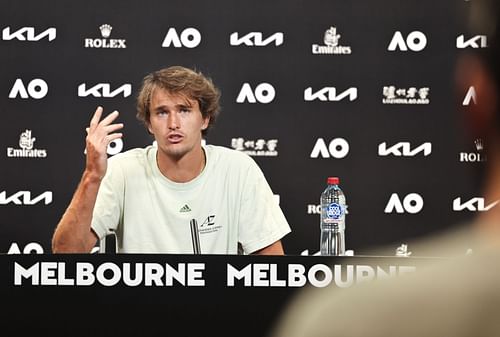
[{"left": 85, "top": 106, "right": 124, "bottom": 180}]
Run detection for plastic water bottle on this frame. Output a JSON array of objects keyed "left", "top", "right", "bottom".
[{"left": 320, "top": 177, "right": 347, "bottom": 256}]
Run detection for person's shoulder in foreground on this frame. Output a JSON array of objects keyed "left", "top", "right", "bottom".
[{"left": 271, "top": 225, "right": 500, "bottom": 337}]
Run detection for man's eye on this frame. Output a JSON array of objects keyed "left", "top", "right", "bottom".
[{"left": 180, "top": 108, "right": 190, "bottom": 113}]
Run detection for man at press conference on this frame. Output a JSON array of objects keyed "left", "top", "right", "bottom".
[{"left": 51, "top": 66, "right": 291, "bottom": 254}]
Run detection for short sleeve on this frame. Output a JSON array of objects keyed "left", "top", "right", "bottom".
[
  {"left": 90, "top": 158, "right": 124, "bottom": 240},
  {"left": 237, "top": 158, "right": 291, "bottom": 254}
]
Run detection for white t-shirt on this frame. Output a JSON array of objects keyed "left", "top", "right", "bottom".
[{"left": 91, "top": 145, "right": 291, "bottom": 254}]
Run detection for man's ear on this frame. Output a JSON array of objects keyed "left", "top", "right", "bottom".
[
  {"left": 201, "top": 116, "right": 210, "bottom": 131},
  {"left": 456, "top": 54, "right": 499, "bottom": 140}
]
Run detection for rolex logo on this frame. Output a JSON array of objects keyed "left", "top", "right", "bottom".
[
  {"left": 475, "top": 138, "right": 484, "bottom": 151},
  {"left": 459, "top": 139, "right": 487, "bottom": 162},
  {"left": 99, "top": 24, "right": 112, "bottom": 38},
  {"left": 85, "top": 24, "right": 126, "bottom": 49}
]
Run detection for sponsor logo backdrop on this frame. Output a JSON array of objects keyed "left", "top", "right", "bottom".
[{"left": 0, "top": 0, "right": 483, "bottom": 255}]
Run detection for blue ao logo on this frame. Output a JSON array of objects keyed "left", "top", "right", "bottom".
[{"left": 327, "top": 203, "right": 343, "bottom": 220}]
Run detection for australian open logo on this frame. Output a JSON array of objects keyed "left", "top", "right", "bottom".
[
  {"left": 325, "top": 203, "right": 343, "bottom": 222},
  {"left": 312, "top": 26, "right": 352, "bottom": 55}
]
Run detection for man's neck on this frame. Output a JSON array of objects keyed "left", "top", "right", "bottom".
[{"left": 156, "top": 146, "right": 206, "bottom": 183}]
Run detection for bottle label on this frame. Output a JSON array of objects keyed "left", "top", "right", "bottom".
[{"left": 326, "top": 202, "right": 343, "bottom": 220}]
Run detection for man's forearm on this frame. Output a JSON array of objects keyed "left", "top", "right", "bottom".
[{"left": 52, "top": 171, "right": 101, "bottom": 253}]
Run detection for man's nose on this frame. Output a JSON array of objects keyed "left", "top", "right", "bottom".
[{"left": 167, "top": 112, "right": 180, "bottom": 130}]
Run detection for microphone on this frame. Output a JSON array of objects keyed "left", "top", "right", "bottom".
[{"left": 190, "top": 219, "right": 201, "bottom": 254}]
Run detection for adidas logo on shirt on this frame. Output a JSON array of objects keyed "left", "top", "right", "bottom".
[{"left": 179, "top": 204, "right": 192, "bottom": 213}]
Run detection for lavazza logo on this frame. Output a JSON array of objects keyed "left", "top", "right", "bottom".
[
  {"left": 460, "top": 138, "right": 486, "bottom": 162},
  {"left": 231, "top": 138, "right": 278, "bottom": 157},
  {"left": 7, "top": 130, "right": 47, "bottom": 158},
  {"left": 382, "top": 86, "right": 429, "bottom": 104},
  {"left": 84, "top": 24, "right": 126, "bottom": 49},
  {"left": 312, "top": 26, "right": 351, "bottom": 55}
]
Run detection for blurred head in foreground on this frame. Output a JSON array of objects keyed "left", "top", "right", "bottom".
[
  {"left": 271, "top": 1, "right": 500, "bottom": 337},
  {"left": 457, "top": 0, "right": 500, "bottom": 234}
]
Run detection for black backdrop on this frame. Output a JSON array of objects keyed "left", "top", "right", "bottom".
[{"left": 0, "top": 0, "right": 485, "bottom": 255}]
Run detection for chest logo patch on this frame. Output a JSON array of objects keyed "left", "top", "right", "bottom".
[
  {"left": 179, "top": 204, "right": 192, "bottom": 213},
  {"left": 199, "top": 215, "right": 221, "bottom": 234}
]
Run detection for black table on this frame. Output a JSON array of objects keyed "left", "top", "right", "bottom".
[{"left": 1, "top": 254, "right": 434, "bottom": 337}]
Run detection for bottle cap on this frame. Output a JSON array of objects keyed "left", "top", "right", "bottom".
[{"left": 327, "top": 177, "right": 340, "bottom": 185}]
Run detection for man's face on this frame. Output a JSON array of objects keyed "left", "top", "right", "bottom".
[{"left": 148, "top": 88, "right": 209, "bottom": 160}]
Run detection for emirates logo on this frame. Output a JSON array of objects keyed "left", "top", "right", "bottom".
[{"left": 323, "top": 27, "right": 340, "bottom": 47}]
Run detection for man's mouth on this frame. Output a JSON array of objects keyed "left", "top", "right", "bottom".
[{"left": 167, "top": 133, "right": 184, "bottom": 143}]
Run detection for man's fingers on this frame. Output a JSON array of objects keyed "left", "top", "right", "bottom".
[
  {"left": 87, "top": 108, "right": 122, "bottom": 135},
  {"left": 89, "top": 106, "right": 103, "bottom": 131},
  {"left": 99, "top": 110, "right": 120, "bottom": 126},
  {"left": 105, "top": 133, "right": 123, "bottom": 143},
  {"left": 104, "top": 123, "right": 124, "bottom": 133}
]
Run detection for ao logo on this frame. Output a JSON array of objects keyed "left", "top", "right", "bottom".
[
  {"left": 384, "top": 193, "right": 423, "bottom": 214},
  {"left": 463, "top": 86, "right": 477, "bottom": 106},
  {"left": 9, "top": 78, "right": 48, "bottom": 99},
  {"left": 162, "top": 28, "right": 201, "bottom": 48},
  {"left": 236, "top": 83, "right": 275, "bottom": 104},
  {"left": 84, "top": 138, "right": 123, "bottom": 156},
  {"left": 310, "top": 138, "right": 349, "bottom": 159},
  {"left": 7, "top": 242, "right": 44, "bottom": 254},
  {"left": 388, "top": 31, "right": 427, "bottom": 51},
  {"left": 107, "top": 138, "right": 123, "bottom": 155}
]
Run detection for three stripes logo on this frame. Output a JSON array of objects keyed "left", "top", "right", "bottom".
[{"left": 179, "top": 204, "right": 191, "bottom": 213}]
